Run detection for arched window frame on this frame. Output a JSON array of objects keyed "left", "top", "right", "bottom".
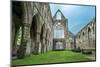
[{"left": 53, "top": 22, "right": 64, "bottom": 38}]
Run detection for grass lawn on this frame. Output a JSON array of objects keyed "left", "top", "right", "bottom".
[{"left": 12, "top": 51, "right": 91, "bottom": 65}]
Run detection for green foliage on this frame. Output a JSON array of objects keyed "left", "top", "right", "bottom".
[{"left": 12, "top": 51, "right": 91, "bottom": 65}]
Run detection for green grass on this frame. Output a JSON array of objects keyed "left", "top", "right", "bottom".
[{"left": 12, "top": 51, "right": 91, "bottom": 65}]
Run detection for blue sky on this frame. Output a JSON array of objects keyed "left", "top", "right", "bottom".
[{"left": 50, "top": 4, "right": 96, "bottom": 35}]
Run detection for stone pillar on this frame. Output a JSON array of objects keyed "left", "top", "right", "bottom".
[
  {"left": 49, "top": 40, "right": 51, "bottom": 51},
  {"left": 41, "top": 37, "right": 45, "bottom": 53},
  {"left": 44, "top": 38, "right": 47, "bottom": 53},
  {"left": 88, "top": 32, "right": 90, "bottom": 49},
  {"left": 25, "top": 26, "right": 32, "bottom": 56},
  {"left": 49, "top": 41, "right": 50, "bottom": 51},
  {"left": 34, "top": 32, "right": 41, "bottom": 54},
  {"left": 48, "top": 41, "right": 50, "bottom": 51},
  {"left": 17, "top": 23, "right": 30, "bottom": 58},
  {"left": 47, "top": 40, "right": 50, "bottom": 51},
  {"left": 46, "top": 40, "right": 49, "bottom": 52},
  {"left": 31, "top": 38, "right": 35, "bottom": 53},
  {"left": 47, "top": 39, "right": 49, "bottom": 52}
]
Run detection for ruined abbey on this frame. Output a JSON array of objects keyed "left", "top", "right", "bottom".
[{"left": 12, "top": 1, "right": 96, "bottom": 58}]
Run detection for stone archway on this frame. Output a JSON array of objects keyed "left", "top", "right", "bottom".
[
  {"left": 40, "top": 23, "right": 47, "bottom": 53},
  {"left": 30, "top": 14, "right": 37, "bottom": 54}
]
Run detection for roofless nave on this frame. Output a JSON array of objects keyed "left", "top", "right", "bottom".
[{"left": 12, "top": 1, "right": 96, "bottom": 59}]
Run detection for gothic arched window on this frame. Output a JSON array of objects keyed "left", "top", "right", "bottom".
[
  {"left": 56, "top": 12, "right": 61, "bottom": 20},
  {"left": 54, "top": 22, "right": 64, "bottom": 38},
  {"left": 88, "top": 27, "right": 91, "bottom": 33}
]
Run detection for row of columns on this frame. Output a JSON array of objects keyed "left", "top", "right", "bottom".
[{"left": 12, "top": 2, "right": 53, "bottom": 59}]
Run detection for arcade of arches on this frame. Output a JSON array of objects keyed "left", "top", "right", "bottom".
[{"left": 12, "top": 1, "right": 96, "bottom": 59}]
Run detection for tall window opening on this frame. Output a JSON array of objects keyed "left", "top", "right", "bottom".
[{"left": 54, "top": 22, "right": 64, "bottom": 38}]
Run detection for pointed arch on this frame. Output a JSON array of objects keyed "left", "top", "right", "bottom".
[
  {"left": 30, "top": 14, "right": 38, "bottom": 54},
  {"left": 56, "top": 11, "right": 61, "bottom": 19},
  {"left": 88, "top": 27, "right": 91, "bottom": 33}
]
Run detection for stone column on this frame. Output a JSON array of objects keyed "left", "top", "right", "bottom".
[
  {"left": 47, "top": 40, "right": 50, "bottom": 51},
  {"left": 17, "top": 23, "right": 30, "bottom": 58},
  {"left": 17, "top": 2, "right": 34, "bottom": 58},
  {"left": 25, "top": 25, "right": 32, "bottom": 56},
  {"left": 31, "top": 38, "right": 35, "bottom": 53},
  {"left": 88, "top": 31, "right": 90, "bottom": 49},
  {"left": 41, "top": 37, "right": 45, "bottom": 53},
  {"left": 34, "top": 32, "right": 41, "bottom": 54},
  {"left": 46, "top": 40, "right": 48, "bottom": 52},
  {"left": 44, "top": 38, "right": 47, "bottom": 53},
  {"left": 48, "top": 41, "right": 50, "bottom": 51},
  {"left": 49, "top": 41, "right": 50, "bottom": 51}
]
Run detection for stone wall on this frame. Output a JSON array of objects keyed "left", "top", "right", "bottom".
[
  {"left": 66, "top": 31, "right": 75, "bottom": 50},
  {"left": 52, "top": 9, "right": 68, "bottom": 50},
  {"left": 76, "top": 18, "right": 96, "bottom": 50},
  {"left": 12, "top": 1, "right": 95, "bottom": 59},
  {"left": 12, "top": 1, "right": 53, "bottom": 58}
]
